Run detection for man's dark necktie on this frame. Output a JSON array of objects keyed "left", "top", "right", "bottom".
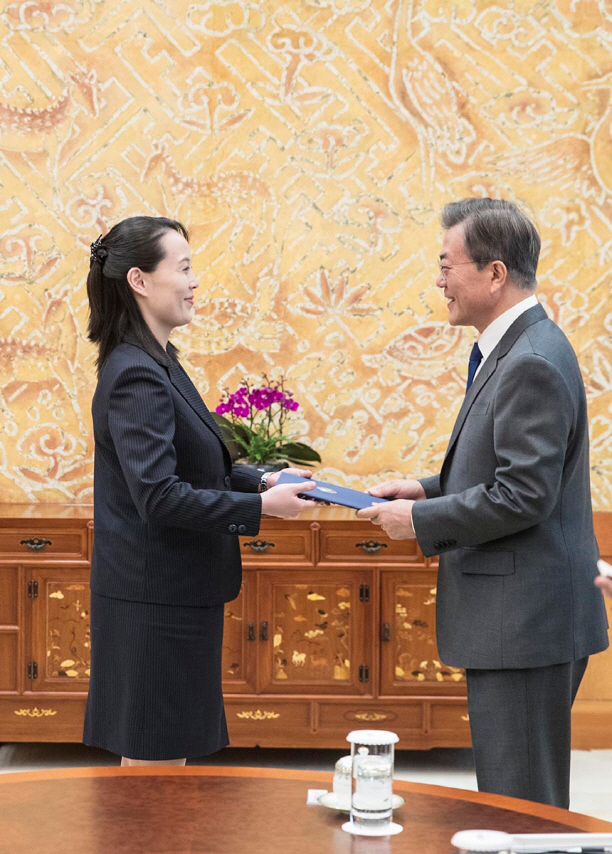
[{"left": 466, "top": 342, "right": 483, "bottom": 391}]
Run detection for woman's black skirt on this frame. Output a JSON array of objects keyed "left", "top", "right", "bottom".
[{"left": 84, "top": 592, "right": 228, "bottom": 760}]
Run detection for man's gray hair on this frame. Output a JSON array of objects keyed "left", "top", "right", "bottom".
[{"left": 441, "top": 198, "right": 540, "bottom": 290}]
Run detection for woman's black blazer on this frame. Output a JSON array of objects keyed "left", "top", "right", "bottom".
[{"left": 90, "top": 338, "right": 262, "bottom": 607}]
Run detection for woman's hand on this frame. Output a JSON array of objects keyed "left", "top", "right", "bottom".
[
  {"left": 264, "top": 467, "right": 312, "bottom": 489},
  {"left": 595, "top": 559, "right": 612, "bottom": 598},
  {"left": 260, "top": 481, "right": 316, "bottom": 518},
  {"left": 595, "top": 575, "right": 612, "bottom": 598}
]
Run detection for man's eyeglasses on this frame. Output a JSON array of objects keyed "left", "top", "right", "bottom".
[{"left": 437, "top": 260, "right": 478, "bottom": 282}]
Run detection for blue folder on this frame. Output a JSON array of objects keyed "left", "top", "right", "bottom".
[{"left": 275, "top": 472, "right": 388, "bottom": 510}]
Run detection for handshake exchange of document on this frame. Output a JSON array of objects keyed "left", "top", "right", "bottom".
[
  {"left": 276, "top": 473, "right": 612, "bottom": 593},
  {"left": 275, "top": 471, "right": 423, "bottom": 540}
]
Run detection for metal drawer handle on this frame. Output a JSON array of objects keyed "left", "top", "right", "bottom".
[
  {"left": 247, "top": 622, "right": 255, "bottom": 641},
  {"left": 20, "top": 537, "right": 52, "bottom": 551},
  {"left": 244, "top": 539, "right": 275, "bottom": 553},
  {"left": 381, "top": 622, "right": 391, "bottom": 642},
  {"left": 355, "top": 540, "right": 387, "bottom": 555},
  {"left": 259, "top": 621, "right": 268, "bottom": 641}
]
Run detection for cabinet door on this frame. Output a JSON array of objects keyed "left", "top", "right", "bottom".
[
  {"left": 379, "top": 570, "right": 466, "bottom": 696},
  {"left": 257, "top": 570, "right": 372, "bottom": 695},
  {"left": 222, "top": 571, "right": 257, "bottom": 694},
  {"left": 28, "top": 567, "right": 91, "bottom": 694},
  {"left": 0, "top": 565, "right": 21, "bottom": 696}
]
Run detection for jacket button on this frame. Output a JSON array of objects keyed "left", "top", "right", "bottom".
[
  {"left": 224, "top": 476, "right": 231, "bottom": 488},
  {"left": 238, "top": 525, "right": 246, "bottom": 534},
  {"left": 448, "top": 539, "right": 456, "bottom": 546},
  {"left": 228, "top": 524, "right": 237, "bottom": 533},
  {"left": 434, "top": 541, "right": 442, "bottom": 550}
]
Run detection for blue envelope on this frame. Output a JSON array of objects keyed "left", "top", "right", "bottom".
[{"left": 275, "top": 472, "right": 388, "bottom": 510}]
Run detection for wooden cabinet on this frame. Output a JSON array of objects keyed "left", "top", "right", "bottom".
[
  {"left": 1, "top": 504, "right": 612, "bottom": 750},
  {"left": 0, "top": 508, "right": 92, "bottom": 742}
]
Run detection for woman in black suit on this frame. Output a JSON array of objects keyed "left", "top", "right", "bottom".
[{"left": 83, "top": 216, "right": 315, "bottom": 766}]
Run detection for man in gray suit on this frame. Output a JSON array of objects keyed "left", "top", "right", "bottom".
[{"left": 358, "top": 198, "right": 609, "bottom": 808}]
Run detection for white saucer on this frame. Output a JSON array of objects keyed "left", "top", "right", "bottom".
[{"left": 318, "top": 791, "right": 405, "bottom": 813}]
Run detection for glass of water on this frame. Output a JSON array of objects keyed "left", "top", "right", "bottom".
[{"left": 342, "top": 729, "right": 402, "bottom": 837}]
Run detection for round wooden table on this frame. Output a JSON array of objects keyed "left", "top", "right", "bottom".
[{"left": 2, "top": 766, "right": 612, "bottom": 854}]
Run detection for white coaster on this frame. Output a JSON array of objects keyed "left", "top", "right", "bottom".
[
  {"left": 342, "top": 821, "right": 403, "bottom": 836},
  {"left": 318, "top": 791, "right": 405, "bottom": 813}
]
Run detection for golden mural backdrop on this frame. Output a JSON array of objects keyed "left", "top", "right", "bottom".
[{"left": 1, "top": 0, "right": 612, "bottom": 505}]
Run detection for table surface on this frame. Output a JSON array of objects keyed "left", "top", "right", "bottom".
[{"left": 2, "top": 766, "right": 612, "bottom": 854}]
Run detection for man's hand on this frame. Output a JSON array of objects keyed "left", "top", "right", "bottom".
[
  {"left": 367, "top": 478, "right": 426, "bottom": 501},
  {"left": 264, "top": 467, "right": 312, "bottom": 489},
  {"left": 356, "top": 499, "right": 416, "bottom": 540}
]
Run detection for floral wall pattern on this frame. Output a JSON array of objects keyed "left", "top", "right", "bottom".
[{"left": 1, "top": 0, "right": 612, "bottom": 505}]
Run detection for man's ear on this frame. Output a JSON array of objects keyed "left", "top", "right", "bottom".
[
  {"left": 127, "top": 267, "right": 147, "bottom": 297},
  {"left": 489, "top": 260, "right": 507, "bottom": 296}
]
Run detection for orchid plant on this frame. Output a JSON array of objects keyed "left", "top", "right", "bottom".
[{"left": 212, "top": 375, "right": 321, "bottom": 467}]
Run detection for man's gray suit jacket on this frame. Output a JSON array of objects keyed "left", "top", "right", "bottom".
[{"left": 412, "top": 303, "right": 609, "bottom": 670}]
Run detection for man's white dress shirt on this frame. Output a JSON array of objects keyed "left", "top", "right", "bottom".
[{"left": 473, "top": 294, "right": 539, "bottom": 381}]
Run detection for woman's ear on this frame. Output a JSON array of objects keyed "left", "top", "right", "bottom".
[{"left": 127, "top": 267, "right": 147, "bottom": 297}]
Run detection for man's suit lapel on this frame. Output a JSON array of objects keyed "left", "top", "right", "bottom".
[{"left": 443, "top": 303, "right": 548, "bottom": 465}]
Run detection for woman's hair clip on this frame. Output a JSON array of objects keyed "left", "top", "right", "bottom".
[{"left": 90, "top": 235, "right": 108, "bottom": 265}]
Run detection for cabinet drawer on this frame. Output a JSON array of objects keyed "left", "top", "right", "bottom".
[
  {"left": 225, "top": 699, "right": 312, "bottom": 744},
  {"left": 239, "top": 531, "right": 313, "bottom": 564},
  {"left": 0, "top": 696, "right": 87, "bottom": 741},
  {"left": 0, "top": 529, "right": 87, "bottom": 560},
  {"left": 319, "top": 527, "right": 423, "bottom": 564},
  {"left": 428, "top": 700, "right": 471, "bottom": 740},
  {"left": 317, "top": 701, "right": 424, "bottom": 734}
]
